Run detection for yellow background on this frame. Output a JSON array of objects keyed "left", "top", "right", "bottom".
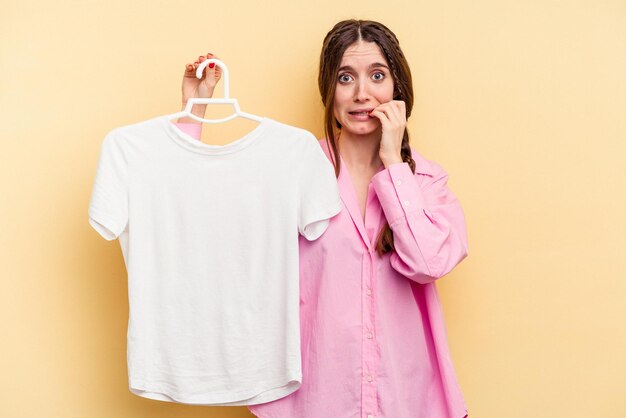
[{"left": 1, "top": 0, "right": 625, "bottom": 417}]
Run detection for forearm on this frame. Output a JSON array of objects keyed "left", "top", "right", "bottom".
[
  {"left": 371, "top": 162, "right": 468, "bottom": 283},
  {"left": 177, "top": 101, "right": 208, "bottom": 124}
]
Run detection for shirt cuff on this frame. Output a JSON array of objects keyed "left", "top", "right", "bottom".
[{"left": 371, "top": 162, "right": 427, "bottom": 225}]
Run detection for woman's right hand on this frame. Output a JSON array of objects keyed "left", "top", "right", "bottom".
[
  {"left": 182, "top": 52, "right": 223, "bottom": 105},
  {"left": 178, "top": 52, "right": 223, "bottom": 123}
]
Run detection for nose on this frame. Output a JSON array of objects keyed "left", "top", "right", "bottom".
[{"left": 353, "top": 80, "right": 370, "bottom": 102}]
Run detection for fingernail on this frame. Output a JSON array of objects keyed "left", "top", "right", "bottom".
[{"left": 209, "top": 63, "right": 215, "bottom": 69}]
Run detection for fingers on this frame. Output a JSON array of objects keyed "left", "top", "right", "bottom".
[
  {"left": 379, "top": 100, "right": 405, "bottom": 120},
  {"left": 369, "top": 108, "right": 389, "bottom": 125},
  {"left": 185, "top": 52, "right": 218, "bottom": 74},
  {"left": 197, "top": 53, "right": 212, "bottom": 68},
  {"left": 370, "top": 100, "right": 406, "bottom": 127}
]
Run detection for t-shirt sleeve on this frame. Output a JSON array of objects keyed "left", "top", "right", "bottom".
[
  {"left": 297, "top": 136, "right": 342, "bottom": 241},
  {"left": 88, "top": 129, "right": 129, "bottom": 241}
]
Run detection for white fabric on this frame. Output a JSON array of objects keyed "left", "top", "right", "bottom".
[{"left": 88, "top": 115, "right": 342, "bottom": 405}]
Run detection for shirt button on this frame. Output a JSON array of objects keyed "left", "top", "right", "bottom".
[
  {"left": 367, "top": 375, "right": 373, "bottom": 382},
  {"left": 403, "top": 200, "right": 410, "bottom": 206},
  {"left": 367, "top": 332, "right": 373, "bottom": 339},
  {"left": 366, "top": 288, "right": 372, "bottom": 295},
  {"left": 397, "top": 179, "right": 402, "bottom": 186},
  {"left": 368, "top": 415, "right": 374, "bottom": 418}
]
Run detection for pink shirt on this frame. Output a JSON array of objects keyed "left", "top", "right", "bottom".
[{"left": 176, "top": 122, "right": 469, "bottom": 418}]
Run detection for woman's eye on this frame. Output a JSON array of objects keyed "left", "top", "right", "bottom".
[
  {"left": 338, "top": 74, "right": 353, "bottom": 83},
  {"left": 372, "top": 72, "right": 385, "bottom": 81}
]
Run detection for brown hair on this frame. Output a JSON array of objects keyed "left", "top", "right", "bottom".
[{"left": 318, "top": 19, "right": 416, "bottom": 256}]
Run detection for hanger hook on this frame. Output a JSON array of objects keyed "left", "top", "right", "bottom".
[{"left": 195, "top": 58, "right": 230, "bottom": 98}]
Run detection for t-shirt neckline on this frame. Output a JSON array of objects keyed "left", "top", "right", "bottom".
[{"left": 160, "top": 115, "right": 270, "bottom": 156}]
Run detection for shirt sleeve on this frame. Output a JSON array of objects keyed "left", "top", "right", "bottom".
[
  {"left": 88, "top": 129, "right": 129, "bottom": 241},
  {"left": 297, "top": 137, "right": 343, "bottom": 241},
  {"left": 174, "top": 122, "right": 202, "bottom": 140},
  {"left": 370, "top": 160, "right": 468, "bottom": 284}
]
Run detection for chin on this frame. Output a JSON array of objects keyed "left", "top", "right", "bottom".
[{"left": 345, "top": 122, "right": 380, "bottom": 136}]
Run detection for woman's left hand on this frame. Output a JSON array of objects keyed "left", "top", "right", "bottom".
[{"left": 369, "top": 100, "right": 406, "bottom": 167}]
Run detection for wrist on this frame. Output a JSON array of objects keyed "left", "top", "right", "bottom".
[
  {"left": 380, "top": 152, "right": 403, "bottom": 167},
  {"left": 181, "top": 100, "right": 208, "bottom": 109},
  {"left": 178, "top": 102, "right": 208, "bottom": 124},
  {"left": 182, "top": 87, "right": 215, "bottom": 105}
]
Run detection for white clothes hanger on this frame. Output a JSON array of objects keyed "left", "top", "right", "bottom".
[{"left": 166, "top": 58, "right": 263, "bottom": 123}]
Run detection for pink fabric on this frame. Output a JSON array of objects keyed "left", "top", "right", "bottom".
[
  {"left": 173, "top": 121, "right": 202, "bottom": 139},
  {"left": 175, "top": 122, "right": 469, "bottom": 418}
]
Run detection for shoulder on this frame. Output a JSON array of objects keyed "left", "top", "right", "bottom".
[
  {"left": 99, "top": 126, "right": 127, "bottom": 153},
  {"left": 316, "top": 138, "right": 335, "bottom": 162},
  {"left": 264, "top": 119, "right": 318, "bottom": 145},
  {"left": 102, "top": 117, "right": 162, "bottom": 149}
]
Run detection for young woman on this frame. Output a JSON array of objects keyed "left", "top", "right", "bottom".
[{"left": 176, "top": 20, "right": 469, "bottom": 418}]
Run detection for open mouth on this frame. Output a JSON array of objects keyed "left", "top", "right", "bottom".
[{"left": 348, "top": 109, "right": 374, "bottom": 118}]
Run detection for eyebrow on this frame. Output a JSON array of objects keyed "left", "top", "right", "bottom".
[{"left": 337, "top": 62, "right": 390, "bottom": 72}]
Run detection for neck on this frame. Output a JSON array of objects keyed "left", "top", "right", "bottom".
[{"left": 337, "top": 128, "right": 383, "bottom": 173}]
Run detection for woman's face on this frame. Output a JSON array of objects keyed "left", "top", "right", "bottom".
[{"left": 333, "top": 40, "right": 395, "bottom": 137}]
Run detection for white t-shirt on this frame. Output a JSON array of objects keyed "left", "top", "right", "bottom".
[{"left": 88, "top": 115, "right": 342, "bottom": 405}]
